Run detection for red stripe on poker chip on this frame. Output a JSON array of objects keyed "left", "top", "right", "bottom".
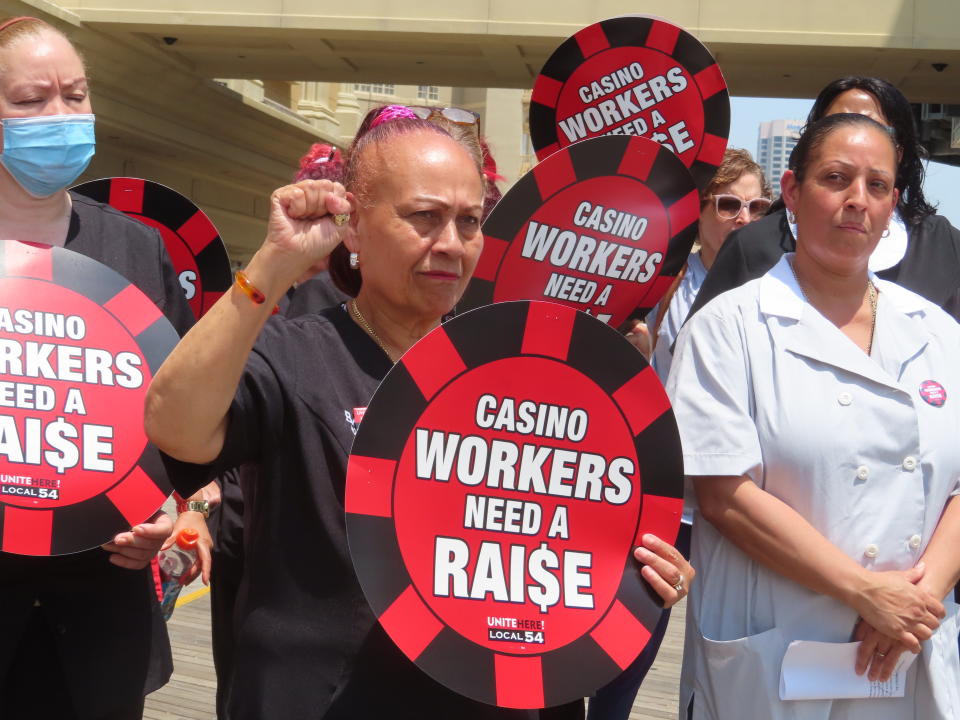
[
  {"left": 106, "top": 465, "right": 168, "bottom": 526},
  {"left": 538, "top": 141, "right": 561, "bottom": 159},
  {"left": 697, "top": 132, "right": 729, "bottom": 167},
  {"left": 645, "top": 19, "right": 681, "bottom": 55},
  {"left": 531, "top": 75, "right": 563, "bottom": 108},
  {"left": 521, "top": 302, "right": 575, "bottom": 360},
  {"left": 108, "top": 177, "right": 145, "bottom": 214},
  {"left": 617, "top": 136, "right": 658, "bottom": 181},
  {"left": 2, "top": 506, "right": 52, "bottom": 555},
  {"left": 104, "top": 283, "right": 164, "bottom": 337},
  {"left": 495, "top": 654, "right": 544, "bottom": 709},
  {"left": 635, "top": 495, "right": 684, "bottom": 548},
  {"left": 533, "top": 151, "right": 577, "bottom": 199},
  {"left": 178, "top": 209, "right": 220, "bottom": 256},
  {"left": 379, "top": 585, "right": 444, "bottom": 660},
  {"left": 402, "top": 328, "right": 466, "bottom": 401},
  {"left": 575, "top": 21, "right": 611, "bottom": 57},
  {"left": 344, "top": 456, "right": 396, "bottom": 518},
  {"left": 669, "top": 189, "right": 701, "bottom": 233},
  {"left": 9, "top": 242, "right": 53, "bottom": 280},
  {"left": 590, "top": 599, "right": 653, "bottom": 670},
  {"left": 613, "top": 367, "right": 671, "bottom": 436},
  {"left": 474, "top": 235, "right": 509, "bottom": 282},
  {"left": 694, "top": 64, "right": 726, "bottom": 100}
]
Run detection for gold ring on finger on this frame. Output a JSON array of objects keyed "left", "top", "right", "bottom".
[
  {"left": 673, "top": 573, "right": 685, "bottom": 596},
  {"left": 333, "top": 213, "right": 350, "bottom": 226}
]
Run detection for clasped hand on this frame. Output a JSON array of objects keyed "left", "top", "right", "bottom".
[{"left": 851, "top": 563, "right": 945, "bottom": 682}]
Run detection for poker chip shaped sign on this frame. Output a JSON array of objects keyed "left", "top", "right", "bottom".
[
  {"left": 460, "top": 135, "right": 699, "bottom": 326},
  {"left": 71, "top": 178, "right": 232, "bottom": 319},
  {"left": 530, "top": 15, "right": 730, "bottom": 190},
  {"left": 0, "top": 242, "right": 178, "bottom": 556},
  {"left": 346, "top": 301, "right": 683, "bottom": 708}
]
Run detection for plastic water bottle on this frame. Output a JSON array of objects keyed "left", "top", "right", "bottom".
[{"left": 158, "top": 528, "right": 199, "bottom": 620}]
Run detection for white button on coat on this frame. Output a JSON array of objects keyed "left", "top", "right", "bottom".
[
  {"left": 909, "top": 534, "right": 922, "bottom": 549},
  {"left": 864, "top": 543, "right": 880, "bottom": 558},
  {"left": 838, "top": 391, "right": 853, "bottom": 406},
  {"left": 856, "top": 465, "right": 869, "bottom": 481},
  {"left": 903, "top": 456, "right": 918, "bottom": 471}
]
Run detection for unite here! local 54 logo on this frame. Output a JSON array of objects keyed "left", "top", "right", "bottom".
[{"left": 344, "top": 301, "right": 684, "bottom": 709}]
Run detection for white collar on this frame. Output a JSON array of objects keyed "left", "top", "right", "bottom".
[{"left": 759, "top": 254, "right": 927, "bottom": 321}]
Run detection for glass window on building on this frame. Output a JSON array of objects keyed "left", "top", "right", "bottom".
[
  {"left": 354, "top": 83, "right": 396, "bottom": 96},
  {"left": 417, "top": 85, "right": 440, "bottom": 101}
]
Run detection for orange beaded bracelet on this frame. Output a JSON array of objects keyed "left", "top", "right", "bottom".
[{"left": 234, "top": 270, "right": 279, "bottom": 314}]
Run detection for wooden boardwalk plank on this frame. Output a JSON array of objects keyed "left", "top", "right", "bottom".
[{"left": 146, "top": 594, "right": 686, "bottom": 719}]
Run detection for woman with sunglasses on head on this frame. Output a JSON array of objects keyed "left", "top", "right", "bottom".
[
  {"left": 669, "top": 112, "right": 960, "bottom": 719},
  {"left": 145, "top": 103, "right": 694, "bottom": 720},
  {"left": 685, "top": 76, "right": 960, "bottom": 324},
  {"left": 0, "top": 16, "right": 195, "bottom": 720}
]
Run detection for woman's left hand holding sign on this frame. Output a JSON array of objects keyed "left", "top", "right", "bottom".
[{"left": 634, "top": 533, "right": 695, "bottom": 608}]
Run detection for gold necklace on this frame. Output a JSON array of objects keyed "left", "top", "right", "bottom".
[
  {"left": 790, "top": 259, "right": 878, "bottom": 355},
  {"left": 349, "top": 299, "right": 393, "bottom": 359}
]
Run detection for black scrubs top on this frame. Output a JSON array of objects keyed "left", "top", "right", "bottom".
[
  {"left": 685, "top": 209, "right": 960, "bottom": 323},
  {"left": 171, "top": 307, "right": 540, "bottom": 720},
  {"left": 0, "top": 192, "right": 193, "bottom": 716}
]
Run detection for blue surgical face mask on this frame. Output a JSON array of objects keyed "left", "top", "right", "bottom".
[{"left": 0, "top": 114, "right": 96, "bottom": 198}]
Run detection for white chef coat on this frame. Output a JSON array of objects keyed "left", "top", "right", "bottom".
[
  {"left": 667, "top": 254, "right": 960, "bottom": 720},
  {"left": 648, "top": 251, "right": 707, "bottom": 383}
]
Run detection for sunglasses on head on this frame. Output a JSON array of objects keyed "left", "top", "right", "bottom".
[
  {"left": 712, "top": 194, "right": 772, "bottom": 220},
  {"left": 409, "top": 106, "right": 480, "bottom": 130}
]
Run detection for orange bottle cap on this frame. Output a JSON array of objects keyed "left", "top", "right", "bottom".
[{"left": 176, "top": 527, "right": 200, "bottom": 550}]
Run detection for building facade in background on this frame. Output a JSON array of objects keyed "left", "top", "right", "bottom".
[{"left": 756, "top": 119, "right": 803, "bottom": 194}]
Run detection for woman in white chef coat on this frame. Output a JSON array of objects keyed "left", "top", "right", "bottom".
[{"left": 667, "top": 111, "right": 960, "bottom": 720}]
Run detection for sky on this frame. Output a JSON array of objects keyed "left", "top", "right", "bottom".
[{"left": 728, "top": 97, "right": 960, "bottom": 228}]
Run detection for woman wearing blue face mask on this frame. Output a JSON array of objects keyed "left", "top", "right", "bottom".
[{"left": 0, "top": 16, "right": 194, "bottom": 720}]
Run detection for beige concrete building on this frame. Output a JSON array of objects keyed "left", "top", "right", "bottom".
[{"left": 7, "top": 0, "right": 960, "bottom": 260}]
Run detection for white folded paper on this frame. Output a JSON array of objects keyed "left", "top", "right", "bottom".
[{"left": 779, "top": 640, "right": 917, "bottom": 700}]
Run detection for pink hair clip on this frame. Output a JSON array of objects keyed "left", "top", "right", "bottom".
[
  {"left": 0, "top": 16, "right": 38, "bottom": 33},
  {"left": 369, "top": 104, "right": 418, "bottom": 130}
]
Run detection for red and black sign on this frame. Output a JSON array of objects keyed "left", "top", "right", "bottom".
[
  {"left": 346, "top": 301, "right": 683, "bottom": 708},
  {"left": 71, "top": 178, "right": 232, "bottom": 319},
  {"left": 460, "top": 135, "right": 698, "bottom": 326},
  {"left": 530, "top": 15, "right": 729, "bottom": 190},
  {"left": 0, "top": 242, "right": 178, "bottom": 556}
]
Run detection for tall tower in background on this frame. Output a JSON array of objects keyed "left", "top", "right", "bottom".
[{"left": 757, "top": 119, "right": 804, "bottom": 195}]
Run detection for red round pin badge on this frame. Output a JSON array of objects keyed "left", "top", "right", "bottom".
[
  {"left": 919, "top": 380, "right": 946, "bottom": 407},
  {"left": 0, "top": 242, "right": 179, "bottom": 556},
  {"left": 71, "top": 178, "right": 232, "bottom": 319},
  {"left": 460, "top": 135, "right": 699, "bottom": 325},
  {"left": 346, "top": 301, "right": 683, "bottom": 708},
  {"left": 530, "top": 15, "right": 729, "bottom": 190}
]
